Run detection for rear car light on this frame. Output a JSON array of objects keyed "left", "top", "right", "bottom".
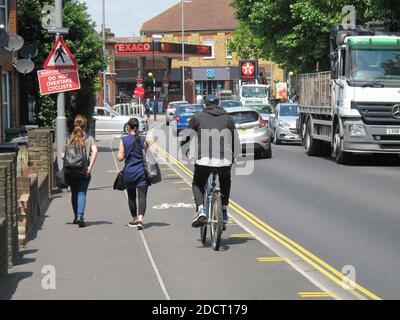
[
  {"left": 175, "top": 115, "right": 180, "bottom": 122},
  {"left": 259, "top": 117, "right": 266, "bottom": 128}
]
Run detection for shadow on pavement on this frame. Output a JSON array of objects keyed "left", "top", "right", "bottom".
[
  {"left": 142, "top": 222, "right": 170, "bottom": 229},
  {"left": 197, "top": 236, "right": 254, "bottom": 251},
  {"left": 88, "top": 186, "right": 113, "bottom": 191},
  {"left": 85, "top": 221, "right": 113, "bottom": 227},
  {"left": 97, "top": 146, "right": 118, "bottom": 153},
  {"left": 0, "top": 272, "right": 33, "bottom": 300},
  {"left": 321, "top": 153, "right": 400, "bottom": 167}
]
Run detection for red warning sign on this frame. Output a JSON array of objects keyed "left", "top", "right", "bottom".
[
  {"left": 38, "top": 69, "right": 81, "bottom": 95},
  {"left": 43, "top": 37, "right": 79, "bottom": 70}
]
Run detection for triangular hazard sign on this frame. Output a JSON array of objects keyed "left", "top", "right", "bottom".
[{"left": 43, "top": 37, "right": 79, "bottom": 70}]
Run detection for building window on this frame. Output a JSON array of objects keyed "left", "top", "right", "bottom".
[
  {"left": 202, "top": 39, "right": 215, "bottom": 59},
  {"left": 2, "top": 72, "right": 10, "bottom": 130},
  {"left": 0, "top": 0, "right": 7, "bottom": 30},
  {"left": 226, "top": 39, "right": 233, "bottom": 59}
]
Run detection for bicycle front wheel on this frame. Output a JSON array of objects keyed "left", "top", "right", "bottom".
[{"left": 210, "top": 192, "right": 223, "bottom": 251}]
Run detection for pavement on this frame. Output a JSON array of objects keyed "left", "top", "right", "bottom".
[{"left": 0, "top": 125, "right": 330, "bottom": 300}]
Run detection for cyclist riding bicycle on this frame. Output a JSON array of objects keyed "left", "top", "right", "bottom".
[{"left": 180, "top": 95, "right": 240, "bottom": 230}]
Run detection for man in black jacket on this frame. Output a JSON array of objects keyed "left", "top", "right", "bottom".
[{"left": 180, "top": 96, "right": 240, "bottom": 230}]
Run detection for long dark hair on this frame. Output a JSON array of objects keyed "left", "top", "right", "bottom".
[
  {"left": 70, "top": 115, "right": 87, "bottom": 146},
  {"left": 127, "top": 118, "right": 139, "bottom": 134}
]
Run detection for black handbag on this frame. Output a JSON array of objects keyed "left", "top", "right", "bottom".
[
  {"left": 142, "top": 142, "right": 162, "bottom": 185},
  {"left": 56, "top": 169, "right": 69, "bottom": 189},
  {"left": 113, "top": 137, "right": 138, "bottom": 191}
]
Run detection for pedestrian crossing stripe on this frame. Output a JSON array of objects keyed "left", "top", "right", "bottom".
[
  {"left": 43, "top": 36, "right": 79, "bottom": 70},
  {"left": 166, "top": 173, "right": 179, "bottom": 177}
]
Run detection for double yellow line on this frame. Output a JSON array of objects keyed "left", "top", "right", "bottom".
[{"left": 148, "top": 138, "right": 382, "bottom": 301}]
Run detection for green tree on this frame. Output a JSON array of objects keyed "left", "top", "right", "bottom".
[
  {"left": 230, "top": 0, "right": 400, "bottom": 73},
  {"left": 17, "top": 0, "right": 106, "bottom": 130}
]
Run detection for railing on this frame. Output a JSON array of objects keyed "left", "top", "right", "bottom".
[{"left": 110, "top": 103, "right": 144, "bottom": 118}]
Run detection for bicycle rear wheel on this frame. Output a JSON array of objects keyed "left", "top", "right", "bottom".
[
  {"left": 210, "top": 192, "right": 223, "bottom": 251},
  {"left": 200, "top": 224, "right": 207, "bottom": 244}
]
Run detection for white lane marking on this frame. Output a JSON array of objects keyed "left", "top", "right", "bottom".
[{"left": 109, "top": 136, "right": 171, "bottom": 301}]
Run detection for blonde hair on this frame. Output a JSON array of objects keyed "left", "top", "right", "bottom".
[{"left": 70, "top": 115, "right": 87, "bottom": 147}]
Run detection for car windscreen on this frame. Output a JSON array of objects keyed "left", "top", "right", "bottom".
[
  {"left": 221, "top": 101, "right": 242, "bottom": 108},
  {"left": 229, "top": 111, "right": 259, "bottom": 125},
  {"left": 177, "top": 105, "right": 203, "bottom": 114},
  {"left": 249, "top": 105, "right": 273, "bottom": 114},
  {"left": 279, "top": 104, "right": 299, "bottom": 116}
]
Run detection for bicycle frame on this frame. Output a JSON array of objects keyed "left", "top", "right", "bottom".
[{"left": 205, "top": 171, "right": 220, "bottom": 223}]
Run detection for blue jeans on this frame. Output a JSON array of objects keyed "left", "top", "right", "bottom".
[{"left": 69, "top": 175, "right": 91, "bottom": 219}]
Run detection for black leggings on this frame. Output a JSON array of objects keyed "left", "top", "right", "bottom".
[
  {"left": 127, "top": 187, "right": 148, "bottom": 217},
  {"left": 192, "top": 165, "right": 231, "bottom": 209}
]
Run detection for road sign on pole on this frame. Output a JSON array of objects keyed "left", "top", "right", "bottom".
[
  {"left": 43, "top": 36, "right": 79, "bottom": 70},
  {"left": 38, "top": 69, "right": 81, "bottom": 95},
  {"left": 134, "top": 86, "right": 145, "bottom": 98}
]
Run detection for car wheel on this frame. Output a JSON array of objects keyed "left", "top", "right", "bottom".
[
  {"left": 265, "top": 145, "right": 272, "bottom": 159},
  {"left": 274, "top": 130, "right": 281, "bottom": 145},
  {"left": 123, "top": 123, "right": 129, "bottom": 134},
  {"left": 166, "top": 120, "right": 169, "bottom": 126}
]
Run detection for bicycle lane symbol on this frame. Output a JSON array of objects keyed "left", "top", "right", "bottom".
[{"left": 153, "top": 203, "right": 196, "bottom": 210}]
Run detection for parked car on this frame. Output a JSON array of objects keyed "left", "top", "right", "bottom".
[
  {"left": 172, "top": 104, "right": 204, "bottom": 136},
  {"left": 268, "top": 103, "right": 300, "bottom": 145},
  {"left": 226, "top": 106, "right": 271, "bottom": 159},
  {"left": 165, "top": 101, "right": 188, "bottom": 126},
  {"left": 219, "top": 100, "right": 243, "bottom": 110},
  {"left": 247, "top": 103, "right": 274, "bottom": 121},
  {"left": 94, "top": 106, "right": 148, "bottom": 133}
]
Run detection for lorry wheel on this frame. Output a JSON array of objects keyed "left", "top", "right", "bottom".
[
  {"left": 304, "top": 119, "right": 321, "bottom": 156},
  {"left": 166, "top": 120, "right": 170, "bottom": 126},
  {"left": 274, "top": 130, "right": 281, "bottom": 145},
  {"left": 333, "top": 125, "right": 350, "bottom": 164}
]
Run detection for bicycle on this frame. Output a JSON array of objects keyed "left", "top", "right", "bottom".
[{"left": 200, "top": 170, "right": 224, "bottom": 251}]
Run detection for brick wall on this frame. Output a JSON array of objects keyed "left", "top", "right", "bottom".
[
  {"left": 28, "top": 129, "right": 56, "bottom": 195},
  {"left": 0, "top": 166, "right": 8, "bottom": 281},
  {"left": 0, "top": 154, "right": 18, "bottom": 267}
]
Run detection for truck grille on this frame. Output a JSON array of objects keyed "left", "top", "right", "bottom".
[{"left": 352, "top": 102, "right": 400, "bottom": 125}]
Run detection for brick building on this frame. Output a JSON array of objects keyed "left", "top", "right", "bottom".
[{"left": 0, "top": 0, "right": 19, "bottom": 142}]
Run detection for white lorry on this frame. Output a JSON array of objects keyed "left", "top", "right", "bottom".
[
  {"left": 240, "top": 84, "right": 271, "bottom": 106},
  {"left": 297, "top": 21, "right": 400, "bottom": 164}
]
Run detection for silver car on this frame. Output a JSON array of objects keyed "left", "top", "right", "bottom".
[
  {"left": 247, "top": 103, "right": 274, "bottom": 121},
  {"left": 94, "top": 107, "right": 148, "bottom": 133},
  {"left": 226, "top": 106, "right": 271, "bottom": 159},
  {"left": 165, "top": 101, "right": 188, "bottom": 126},
  {"left": 269, "top": 103, "right": 300, "bottom": 144}
]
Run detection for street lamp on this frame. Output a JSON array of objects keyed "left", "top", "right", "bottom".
[
  {"left": 181, "top": 0, "right": 192, "bottom": 102},
  {"left": 151, "top": 34, "right": 162, "bottom": 120}
]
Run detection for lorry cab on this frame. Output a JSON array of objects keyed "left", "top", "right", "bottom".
[{"left": 240, "top": 84, "right": 271, "bottom": 106}]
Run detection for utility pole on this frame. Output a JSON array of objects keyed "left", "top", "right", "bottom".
[
  {"left": 102, "top": 0, "right": 107, "bottom": 108},
  {"left": 181, "top": 0, "right": 185, "bottom": 101},
  {"left": 55, "top": 0, "right": 66, "bottom": 171}
]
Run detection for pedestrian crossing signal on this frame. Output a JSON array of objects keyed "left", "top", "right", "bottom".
[{"left": 43, "top": 36, "right": 79, "bottom": 70}]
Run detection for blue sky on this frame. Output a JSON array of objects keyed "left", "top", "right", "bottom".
[{"left": 79, "top": 0, "right": 179, "bottom": 36}]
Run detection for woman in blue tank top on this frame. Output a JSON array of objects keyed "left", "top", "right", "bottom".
[{"left": 117, "top": 118, "right": 150, "bottom": 230}]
